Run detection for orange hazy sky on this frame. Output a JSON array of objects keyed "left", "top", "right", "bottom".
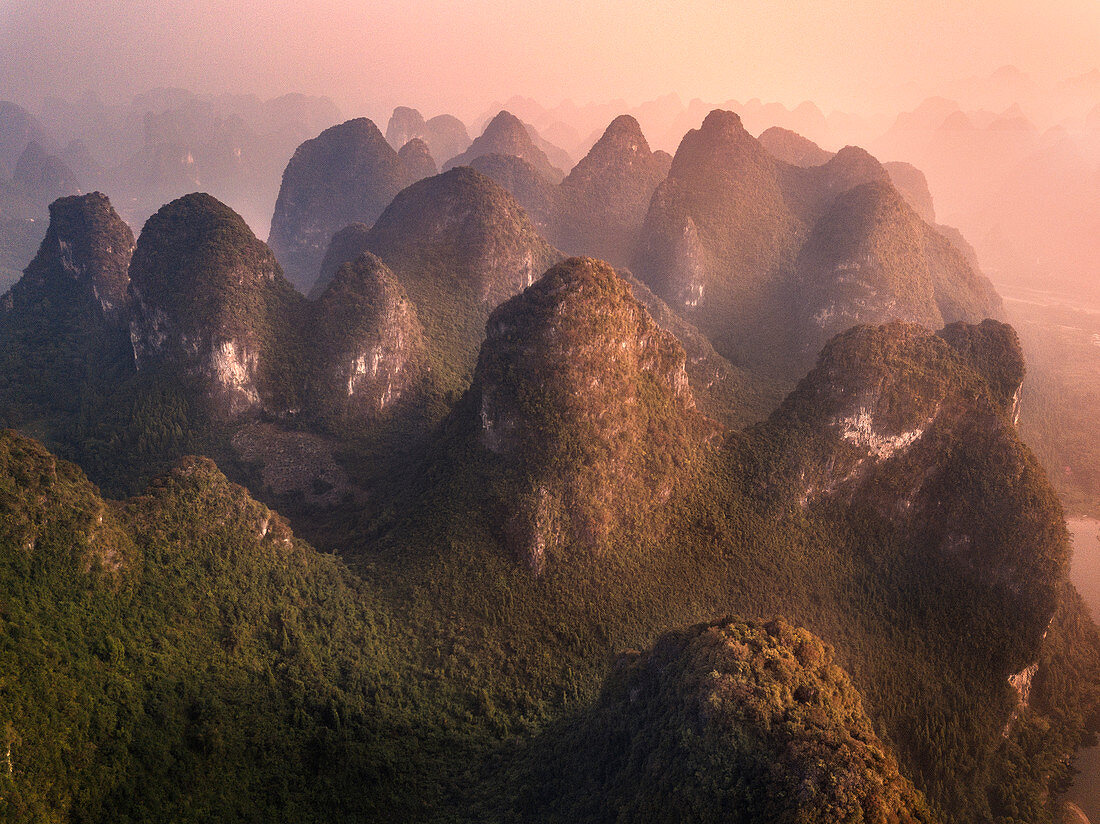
[{"left": 2, "top": 0, "right": 1099, "bottom": 119}]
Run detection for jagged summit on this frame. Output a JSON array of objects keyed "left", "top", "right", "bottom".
[
  {"left": 0, "top": 191, "right": 137, "bottom": 427},
  {"left": 267, "top": 117, "right": 410, "bottom": 293},
  {"left": 469, "top": 257, "right": 709, "bottom": 571},
  {"left": 552, "top": 114, "right": 670, "bottom": 267},
  {"left": 129, "top": 192, "right": 305, "bottom": 417},
  {"left": 309, "top": 252, "right": 425, "bottom": 424},
  {"left": 443, "top": 110, "right": 564, "bottom": 183},
  {"left": 4, "top": 192, "right": 133, "bottom": 323}
]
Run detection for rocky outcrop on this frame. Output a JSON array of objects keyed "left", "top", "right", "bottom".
[
  {"left": 267, "top": 118, "right": 410, "bottom": 293},
  {"left": 759, "top": 321, "right": 1064, "bottom": 658},
  {"left": 634, "top": 109, "right": 802, "bottom": 358},
  {"left": 470, "top": 257, "right": 709, "bottom": 571},
  {"left": 302, "top": 168, "right": 559, "bottom": 398},
  {"left": 524, "top": 617, "right": 936, "bottom": 823},
  {"left": 364, "top": 167, "right": 558, "bottom": 307},
  {"left": 397, "top": 137, "right": 437, "bottom": 183},
  {"left": 443, "top": 111, "right": 564, "bottom": 183},
  {"left": 551, "top": 115, "right": 670, "bottom": 268},
  {"left": 309, "top": 252, "right": 426, "bottom": 424},
  {"left": 129, "top": 193, "right": 305, "bottom": 418},
  {"left": 3, "top": 192, "right": 133, "bottom": 324},
  {"left": 637, "top": 112, "right": 1000, "bottom": 378}
]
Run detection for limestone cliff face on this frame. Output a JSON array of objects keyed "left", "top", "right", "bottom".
[
  {"left": 309, "top": 252, "right": 426, "bottom": 423},
  {"left": 469, "top": 257, "right": 709, "bottom": 571},
  {"left": 794, "top": 182, "right": 1001, "bottom": 354},
  {"left": 128, "top": 193, "right": 305, "bottom": 418},
  {"left": 638, "top": 111, "right": 1002, "bottom": 379},
  {"left": 551, "top": 114, "right": 670, "bottom": 268},
  {"left": 3, "top": 192, "right": 133, "bottom": 324},
  {"left": 267, "top": 118, "right": 411, "bottom": 293},
  {"left": 385, "top": 106, "right": 427, "bottom": 150},
  {"left": 636, "top": 110, "right": 798, "bottom": 309},
  {"left": 282, "top": 168, "right": 560, "bottom": 399},
  {"left": 760, "top": 321, "right": 1063, "bottom": 656}
]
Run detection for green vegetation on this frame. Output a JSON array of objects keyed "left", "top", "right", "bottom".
[
  {"left": 499, "top": 618, "right": 936, "bottom": 823},
  {"left": 0, "top": 182, "right": 1097, "bottom": 823}
]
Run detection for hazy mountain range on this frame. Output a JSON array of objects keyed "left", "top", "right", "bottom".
[{"left": 2, "top": 75, "right": 1100, "bottom": 823}]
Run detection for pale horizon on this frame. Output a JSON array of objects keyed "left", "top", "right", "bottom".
[{"left": 4, "top": 0, "right": 1100, "bottom": 124}]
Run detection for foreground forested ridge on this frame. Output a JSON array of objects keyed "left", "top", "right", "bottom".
[{"left": 0, "top": 111, "right": 1098, "bottom": 824}]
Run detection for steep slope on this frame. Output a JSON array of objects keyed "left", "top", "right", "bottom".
[
  {"left": 329, "top": 167, "right": 560, "bottom": 396},
  {"left": 522, "top": 120, "right": 575, "bottom": 175},
  {"left": 309, "top": 222, "right": 372, "bottom": 300},
  {"left": 129, "top": 193, "right": 306, "bottom": 418},
  {"left": 0, "top": 101, "right": 57, "bottom": 173},
  {"left": 466, "top": 257, "right": 711, "bottom": 571},
  {"left": 552, "top": 115, "right": 671, "bottom": 268},
  {"left": 515, "top": 618, "right": 935, "bottom": 823},
  {"left": 396, "top": 137, "right": 437, "bottom": 183},
  {"left": 794, "top": 182, "right": 1001, "bottom": 354},
  {"left": 619, "top": 270, "right": 768, "bottom": 427},
  {"left": 385, "top": 105, "right": 426, "bottom": 149},
  {"left": 443, "top": 111, "right": 565, "bottom": 183},
  {"left": 267, "top": 118, "right": 410, "bottom": 293},
  {"left": 307, "top": 253, "right": 426, "bottom": 426},
  {"left": 468, "top": 153, "right": 558, "bottom": 232},
  {"left": 884, "top": 160, "right": 937, "bottom": 223},
  {"left": 633, "top": 109, "right": 803, "bottom": 367},
  {"left": 385, "top": 107, "right": 471, "bottom": 163},
  {"left": 6, "top": 141, "right": 81, "bottom": 209},
  {"left": 761, "top": 321, "right": 1060, "bottom": 652},
  {"left": 0, "top": 138, "right": 82, "bottom": 289},
  {"left": 377, "top": 303, "right": 1091, "bottom": 824},
  {"left": 422, "top": 114, "right": 472, "bottom": 163},
  {"left": 758, "top": 124, "right": 834, "bottom": 167},
  {"left": 0, "top": 192, "right": 135, "bottom": 425},
  {"left": 0, "top": 429, "right": 433, "bottom": 823}
]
